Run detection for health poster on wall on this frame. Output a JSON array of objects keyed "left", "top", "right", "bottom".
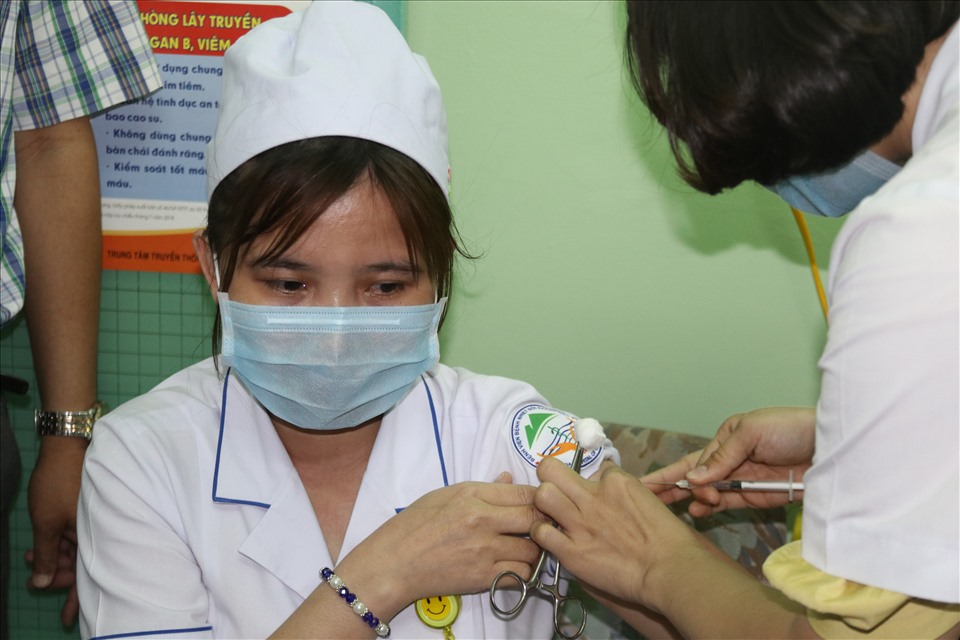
[{"left": 91, "top": 1, "right": 295, "bottom": 273}]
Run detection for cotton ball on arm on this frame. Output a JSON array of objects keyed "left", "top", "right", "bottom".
[
  {"left": 575, "top": 417, "right": 620, "bottom": 466},
  {"left": 575, "top": 418, "right": 606, "bottom": 450}
]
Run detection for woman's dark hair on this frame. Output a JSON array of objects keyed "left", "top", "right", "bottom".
[
  {"left": 203, "top": 136, "right": 471, "bottom": 354},
  {"left": 625, "top": 1, "right": 959, "bottom": 193}
]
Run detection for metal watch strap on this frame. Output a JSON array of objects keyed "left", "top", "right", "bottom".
[{"left": 35, "top": 401, "right": 105, "bottom": 439}]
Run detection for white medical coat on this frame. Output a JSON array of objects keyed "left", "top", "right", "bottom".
[
  {"left": 78, "top": 360, "right": 610, "bottom": 639},
  {"left": 803, "top": 23, "right": 959, "bottom": 602}
]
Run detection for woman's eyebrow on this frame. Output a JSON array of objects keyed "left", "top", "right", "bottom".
[
  {"left": 249, "top": 255, "right": 313, "bottom": 271},
  {"left": 362, "top": 261, "right": 420, "bottom": 275}
]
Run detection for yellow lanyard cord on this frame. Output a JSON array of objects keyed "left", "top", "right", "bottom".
[{"left": 790, "top": 207, "right": 830, "bottom": 322}]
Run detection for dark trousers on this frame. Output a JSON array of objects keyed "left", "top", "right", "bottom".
[{"left": 0, "top": 394, "right": 22, "bottom": 640}]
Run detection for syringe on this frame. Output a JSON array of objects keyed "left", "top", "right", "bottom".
[
  {"left": 648, "top": 477, "right": 804, "bottom": 501},
  {"left": 671, "top": 479, "right": 803, "bottom": 492}
]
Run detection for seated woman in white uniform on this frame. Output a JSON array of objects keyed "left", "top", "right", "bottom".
[{"left": 75, "top": 3, "right": 613, "bottom": 639}]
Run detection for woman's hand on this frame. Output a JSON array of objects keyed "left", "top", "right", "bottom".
[
  {"left": 336, "top": 475, "right": 544, "bottom": 619},
  {"left": 642, "top": 407, "right": 815, "bottom": 516}
]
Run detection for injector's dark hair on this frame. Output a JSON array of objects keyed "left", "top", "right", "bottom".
[{"left": 625, "top": 1, "right": 959, "bottom": 193}]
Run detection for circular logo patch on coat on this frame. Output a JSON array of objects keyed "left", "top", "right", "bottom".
[{"left": 511, "top": 404, "right": 603, "bottom": 469}]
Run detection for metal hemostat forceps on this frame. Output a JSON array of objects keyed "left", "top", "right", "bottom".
[{"left": 488, "top": 447, "right": 588, "bottom": 640}]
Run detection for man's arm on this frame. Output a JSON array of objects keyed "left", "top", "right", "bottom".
[{"left": 14, "top": 115, "right": 101, "bottom": 625}]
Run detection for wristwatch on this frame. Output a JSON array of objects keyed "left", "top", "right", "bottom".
[{"left": 35, "top": 401, "right": 105, "bottom": 440}]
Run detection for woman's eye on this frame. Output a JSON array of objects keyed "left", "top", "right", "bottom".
[
  {"left": 372, "top": 282, "right": 402, "bottom": 295},
  {"left": 271, "top": 280, "right": 305, "bottom": 293}
]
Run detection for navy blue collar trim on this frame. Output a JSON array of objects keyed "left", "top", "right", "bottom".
[
  {"left": 91, "top": 626, "right": 213, "bottom": 639},
  {"left": 211, "top": 371, "right": 447, "bottom": 510},
  {"left": 421, "top": 374, "right": 448, "bottom": 487},
  {"left": 211, "top": 368, "right": 270, "bottom": 509}
]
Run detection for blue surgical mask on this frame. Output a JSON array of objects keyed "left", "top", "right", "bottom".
[
  {"left": 218, "top": 292, "right": 445, "bottom": 430},
  {"left": 767, "top": 149, "right": 901, "bottom": 217}
]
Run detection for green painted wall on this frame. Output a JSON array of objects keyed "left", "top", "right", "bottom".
[{"left": 2, "top": 1, "right": 841, "bottom": 637}]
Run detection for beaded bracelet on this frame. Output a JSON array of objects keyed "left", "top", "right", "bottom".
[{"left": 320, "top": 567, "right": 391, "bottom": 638}]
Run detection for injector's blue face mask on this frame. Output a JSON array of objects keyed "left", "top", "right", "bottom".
[{"left": 767, "top": 149, "right": 901, "bottom": 217}]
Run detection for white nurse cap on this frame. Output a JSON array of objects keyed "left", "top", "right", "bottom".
[{"left": 205, "top": 1, "right": 450, "bottom": 200}]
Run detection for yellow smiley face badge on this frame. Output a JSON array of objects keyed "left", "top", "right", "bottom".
[{"left": 415, "top": 594, "right": 461, "bottom": 633}]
